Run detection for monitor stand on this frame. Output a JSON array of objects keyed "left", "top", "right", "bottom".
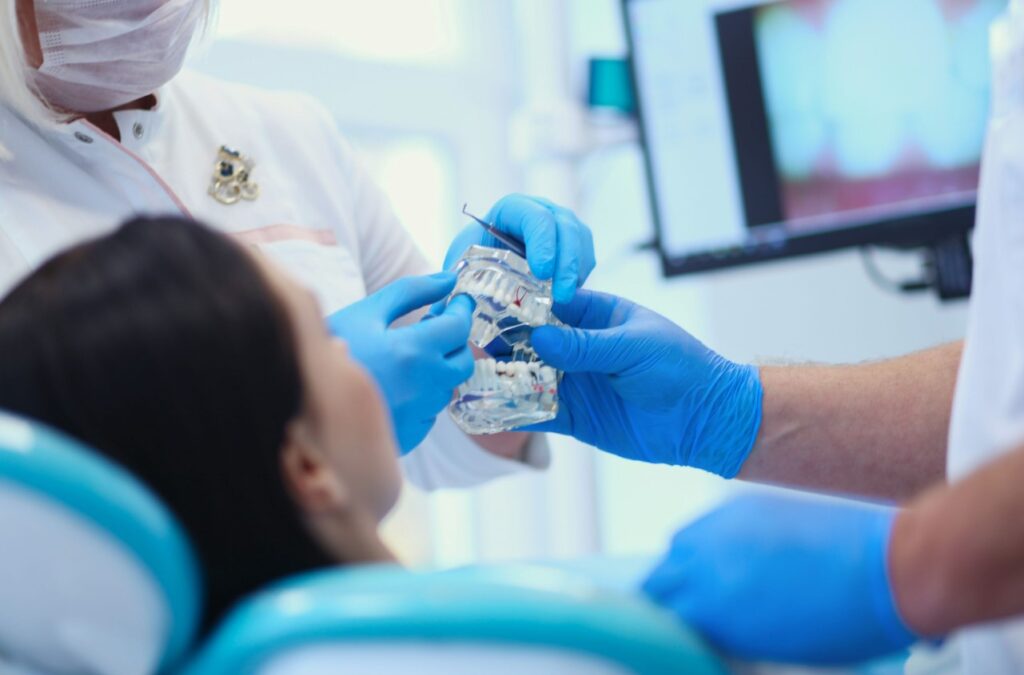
[
  {"left": 926, "top": 232, "right": 973, "bottom": 301},
  {"left": 865, "top": 231, "right": 973, "bottom": 302}
]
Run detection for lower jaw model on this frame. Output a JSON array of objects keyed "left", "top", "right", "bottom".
[
  {"left": 449, "top": 356, "right": 560, "bottom": 435},
  {"left": 445, "top": 245, "right": 563, "bottom": 435}
]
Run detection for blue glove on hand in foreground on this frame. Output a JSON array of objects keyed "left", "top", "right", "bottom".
[
  {"left": 527, "top": 290, "right": 762, "bottom": 476},
  {"left": 328, "top": 273, "right": 475, "bottom": 454},
  {"left": 643, "top": 492, "right": 919, "bottom": 665},
  {"left": 443, "top": 194, "right": 596, "bottom": 304}
]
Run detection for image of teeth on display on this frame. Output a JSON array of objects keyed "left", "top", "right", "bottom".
[{"left": 447, "top": 245, "right": 563, "bottom": 434}]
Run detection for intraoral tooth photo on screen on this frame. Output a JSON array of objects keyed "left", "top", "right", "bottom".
[
  {"left": 627, "top": 0, "right": 1006, "bottom": 272},
  {"left": 755, "top": 0, "right": 1004, "bottom": 229}
]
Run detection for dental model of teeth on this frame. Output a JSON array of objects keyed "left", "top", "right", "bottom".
[
  {"left": 449, "top": 358, "right": 560, "bottom": 435},
  {"left": 451, "top": 245, "right": 558, "bottom": 349},
  {"left": 446, "top": 245, "right": 563, "bottom": 434},
  {"left": 461, "top": 359, "right": 559, "bottom": 399}
]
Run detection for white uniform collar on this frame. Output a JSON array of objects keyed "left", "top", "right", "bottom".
[{"left": 45, "top": 86, "right": 170, "bottom": 149}]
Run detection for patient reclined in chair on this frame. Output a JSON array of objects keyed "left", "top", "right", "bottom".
[{"left": 0, "top": 215, "right": 722, "bottom": 675}]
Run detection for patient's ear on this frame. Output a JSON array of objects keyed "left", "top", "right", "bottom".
[{"left": 280, "top": 421, "right": 349, "bottom": 514}]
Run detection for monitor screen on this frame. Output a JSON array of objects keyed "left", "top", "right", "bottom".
[{"left": 624, "top": 0, "right": 1005, "bottom": 274}]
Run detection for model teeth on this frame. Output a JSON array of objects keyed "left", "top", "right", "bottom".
[
  {"left": 454, "top": 272, "right": 551, "bottom": 327},
  {"left": 447, "top": 245, "right": 562, "bottom": 434},
  {"left": 459, "top": 358, "right": 559, "bottom": 400}
]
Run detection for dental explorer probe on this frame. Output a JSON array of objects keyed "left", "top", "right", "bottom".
[{"left": 462, "top": 203, "right": 528, "bottom": 259}]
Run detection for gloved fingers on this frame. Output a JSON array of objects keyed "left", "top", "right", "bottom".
[
  {"left": 531, "top": 323, "right": 635, "bottom": 374},
  {"left": 534, "top": 201, "right": 595, "bottom": 303},
  {"left": 577, "top": 216, "right": 596, "bottom": 285},
  {"left": 550, "top": 289, "right": 627, "bottom": 329},
  {"left": 421, "top": 388, "right": 460, "bottom": 421},
  {"left": 520, "top": 406, "right": 572, "bottom": 435},
  {"left": 641, "top": 548, "right": 700, "bottom": 603},
  {"left": 442, "top": 224, "right": 482, "bottom": 273},
  {"left": 425, "top": 286, "right": 471, "bottom": 320},
  {"left": 444, "top": 344, "right": 476, "bottom": 386},
  {"left": 324, "top": 307, "right": 350, "bottom": 339},
  {"left": 434, "top": 222, "right": 484, "bottom": 318},
  {"left": 405, "top": 294, "right": 475, "bottom": 355},
  {"left": 551, "top": 212, "right": 582, "bottom": 304},
  {"left": 425, "top": 298, "right": 447, "bottom": 319},
  {"left": 397, "top": 417, "right": 438, "bottom": 456},
  {"left": 529, "top": 325, "right": 573, "bottom": 369},
  {"left": 488, "top": 194, "right": 558, "bottom": 281},
  {"left": 368, "top": 272, "right": 458, "bottom": 326}
]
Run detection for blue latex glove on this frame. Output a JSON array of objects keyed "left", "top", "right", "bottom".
[
  {"left": 642, "top": 493, "right": 919, "bottom": 665},
  {"left": 327, "top": 273, "right": 475, "bottom": 454},
  {"left": 443, "top": 194, "right": 596, "bottom": 304},
  {"left": 526, "top": 289, "right": 762, "bottom": 476}
]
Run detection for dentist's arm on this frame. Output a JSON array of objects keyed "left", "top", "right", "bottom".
[
  {"left": 741, "top": 343, "right": 961, "bottom": 499},
  {"left": 892, "top": 440, "right": 1024, "bottom": 635},
  {"left": 529, "top": 290, "right": 959, "bottom": 500}
]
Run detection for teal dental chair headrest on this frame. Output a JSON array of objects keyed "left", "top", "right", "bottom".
[
  {"left": 0, "top": 410, "right": 201, "bottom": 675},
  {"left": 185, "top": 563, "right": 726, "bottom": 675}
]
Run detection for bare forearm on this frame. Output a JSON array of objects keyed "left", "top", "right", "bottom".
[
  {"left": 471, "top": 430, "right": 530, "bottom": 461},
  {"left": 891, "top": 442, "right": 1024, "bottom": 636},
  {"left": 738, "top": 341, "right": 962, "bottom": 500}
]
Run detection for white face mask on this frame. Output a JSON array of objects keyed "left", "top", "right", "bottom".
[{"left": 30, "top": 0, "right": 204, "bottom": 114}]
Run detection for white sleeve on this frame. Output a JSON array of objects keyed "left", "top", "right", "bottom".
[
  {"left": 401, "top": 415, "right": 552, "bottom": 491},
  {"left": 311, "top": 104, "right": 552, "bottom": 489},
  {"left": 334, "top": 131, "right": 434, "bottom": 295}
]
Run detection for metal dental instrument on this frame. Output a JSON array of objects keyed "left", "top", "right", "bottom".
[{"left": 462, "top": 203, "right": 527, "bottom": 259}]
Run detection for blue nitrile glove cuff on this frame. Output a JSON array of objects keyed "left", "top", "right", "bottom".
[{"left": 682, "top": 361, "right": 763, "bottom": 478}]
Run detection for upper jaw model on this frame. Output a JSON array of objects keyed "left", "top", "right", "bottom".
[{"left": 446, "top": 245, "right": 563, "bottom": 435}]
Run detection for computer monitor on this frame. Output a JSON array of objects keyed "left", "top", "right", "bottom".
[{"left": 623, "top": 0, "right": 1004, "bottom": 279}]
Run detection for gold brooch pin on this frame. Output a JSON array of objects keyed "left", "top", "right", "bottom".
[{"left": 208, "top": 145, "right": 260, "bottom": 205}]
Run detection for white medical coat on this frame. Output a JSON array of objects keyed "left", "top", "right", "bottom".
[
  {"left": 0, "top": 69, "right": 547, "bottom": 490},
  {"left": 945, "top": 2, "right": 1024, "bottom": 671}
]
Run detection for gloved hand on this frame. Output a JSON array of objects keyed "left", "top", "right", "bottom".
[
  {"left": 526, "top": 289, "right": 762, "bottom": 476},
  {"left": 443, "top": 194, "right": 596, "bottom": 304},
  {"left": 642, "top": 492, "right": 919, "bottom": 665},
  {"left": 327, "top": 273, "right": 475, "bottom": 454}
]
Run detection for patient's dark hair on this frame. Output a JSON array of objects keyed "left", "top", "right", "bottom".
[{"left": 0, "top": 216, "right": 334, "bottom": 631}]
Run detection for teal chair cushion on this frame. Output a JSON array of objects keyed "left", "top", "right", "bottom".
[
  {"left": 0, "top": 411, "right": 201, "bottom": 672},
  {"left": 184, "top": 563, "right": 725, "bottom": 674}
]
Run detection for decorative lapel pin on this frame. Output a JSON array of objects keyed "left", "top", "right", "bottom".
[{"left": 208, "top": 145, "right": 260, "bottom": 205}]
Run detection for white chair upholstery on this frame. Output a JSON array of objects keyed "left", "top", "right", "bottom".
[
  {"left": 260, "top": 642, "right": 633, "bottom": 675},
  {"left": 0, "top": 412, "right": 200, "bottom": 675}
]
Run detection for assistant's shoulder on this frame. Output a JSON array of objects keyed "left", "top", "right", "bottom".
[
  {"left": 167, "top": 70, "right": 352, "bottom": 155},
  {"left": 169, "top": 70, "right": 334, "bottom": 125}
]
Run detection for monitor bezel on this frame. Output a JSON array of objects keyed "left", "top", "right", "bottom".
[{"left": 620, "top": 0, "right": 977, "bottom": 277}]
